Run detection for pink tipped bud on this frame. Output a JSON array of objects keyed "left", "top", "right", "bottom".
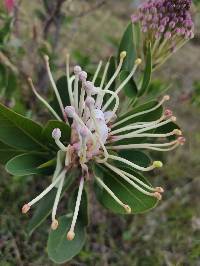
[
  {"left": 51, "top": 219, "right": 59, "bottom": 230},
  {"left": 79, "top": 71, "right": 87, "bottom": 81},
  {"left": 84, "top": 81, "right": 98, "bottom": 95},
  {"left": 74, "top": 65, "right": 82, "bottom": 75},
  {"left": 85, "top": 96, "right": 95, "bottom": 108},
  {"left": 131, "top": 14, "right": 139, "bottom": 23},
  {"left": 153, "top": 192, "right": 162, "bottom": 200},
  {"left": 155, "top": 187, "right": 164, "bottom": 193},
  {"left": 4, "top": 0, "right": 15, "bottom": 13},
  {"left": 73, "top": 142, "right": 81, "bottom": 151},
  {"left": 67, "top": 231, "right": 75, "bottom": 241},
  {"left": 52, "top": 128, "right": 61, "bottom": 140},
  {"left": 164, "top": 109, "right": 173, "bottom": 117},
  {"left": 22, "top": 204, "right": 30, "bottom": 214},
  {"left": 80, "top": 126, "right": 89, "bottom": 137},
  {"left": 164, "top": 31, "right": 172, "bottom": 39},
  {"left": 65, "top": 106, "right": 75, "bottom": 117},
  {"left": 177, "top": 136, "right": 186, "bottom": 145}
]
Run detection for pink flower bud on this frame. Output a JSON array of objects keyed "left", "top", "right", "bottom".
[
  {"left": 177, "top": 136, "right": 186, "bottom": 145},
  {"left": 65, "top": 106, "right": 75, "bottom": 117},
  {"left": 74, "top": 65, "right": 82, "bottom": 75},
  {"left": 79, "top": 71, "right": 87, "bottom": 82},
  {"left": 80, "top": 126, "right": 89, "bottom": 137},
  {"left": 4, "top": 0, "right": 15, "bottom": 13},
  {"left": 52, "top": 128, "right": 61, "bottom": 140},
  {"left": 164, "top": 109, "right": 173, "bottom": 117},
  {"left": 85, "top": 96, "right": 95, "bottom": 108}
]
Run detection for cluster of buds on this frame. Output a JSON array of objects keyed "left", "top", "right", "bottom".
[
  {"left": 25, "top": 51, "right": 185, "bottom": 241},
  {"left": 4, "top": 0, "right": 15, "bottom": 13},
  {"left": 131, "top": 0, "right": 194, "bottom": 68}
]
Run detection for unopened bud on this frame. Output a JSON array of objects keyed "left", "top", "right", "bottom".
[
  {"left": 177, "top": 136, "right": 186, "bottom": 145},
  {"left": 163, "top": 95, "right": 170, "bottom": 101},
  {"left": 124, "top": 204, "right": 131, "bottom": 214},
  {"left": 171, "top": 116, "right": 177, "bottom": 122},
  {"left": 154, "top": 192, "right": 162, "bottom": 200},
  {"left": 80, "top": 126, "right": 89, "bottom": 137},
  {"left": 84, "top": 81, "right": 99, "bottom": 95},
  {"left": 44, "top": 54, "right": 49, "bottom": 61},
  {"left": 22, "top": 204, "right": 30, "bottom": 214},
  {"left": 153, "top": 161, "right": 163, "bottom": 168},
  {"left": 51, "top": 219, "right": 59, "bottom": 230},
  {"left": 67, "top": 231, "right": 75, "bottom": 241},
  {"left": 52, "top": 128, "right": 61, "bottom": 140},
  {"left": 74, "top": 65, "right": 82, "bottom": 75},
  {"left": 120, "top": 51, "right": 127, "bottom": 59},
  {"left": 135, "top": 58, "right": 142, "bottom": 65},
  {"left": 85, "top": 96, "right": 95, "bottom": 108},
  {"left": 79, "top": 71, "right": 87, "bottom": 81},
  {"left": 155, "top": 187, "right": 164, "bottom": 193},
  {"left": 173, "top": 129, "right": 182, "bottom": 136},
  {"left": 164, "top": 109, "right": 173, "bottom": 117},
  {"left": 65, "top": 106, "right": 75, "bottom": 117}
]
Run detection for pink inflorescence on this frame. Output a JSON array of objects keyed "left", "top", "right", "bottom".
[
  {"left": 4, "top": 0, "right": 15, "bottom": 13},
  {"left": 131, "top": 0, "right": 194, "bottom": 40}
]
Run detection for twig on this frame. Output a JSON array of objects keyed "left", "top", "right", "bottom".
[{"left": 43, "top": 0, "right": 66, "bottom": 39}]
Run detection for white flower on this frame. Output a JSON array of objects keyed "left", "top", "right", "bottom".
[{"left": 25, "top": 52, "right": 185, "bottom": 240}]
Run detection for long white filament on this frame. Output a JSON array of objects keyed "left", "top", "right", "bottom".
[
  {"left": 104, "top": 162, "right": 156, "bottom": 197},
  {"left": 66, "top": 54, "right": 75, "bottom": 106},
  {"left": 51, "top": 174, "right": 65, "bottom": 222},
  {"left": 111, "top": 95, "right": 169, "bottom": 129},
  {"left": 44, "top": 55, "right": 65, "bottom": 118},
  {"left": 67, "top": 176, "right": 84, "bottom": 239},
  {"left": 108, "top": 154, "right": 155, "bottom": 172},
  {"left": 92, "top": 60, "right": 102, "bottom": 84},
  {"left": 28, "top": 78, "right": 62, "bottom": 121},
  {"left": 102, "top": 59, "right": 141, "bottom": 112},
  {"left": 95, "top": 175, "right": 131, "bottom": 213},
  {"left": 28, "top": 169, "right": 67, "bottom": 207}
]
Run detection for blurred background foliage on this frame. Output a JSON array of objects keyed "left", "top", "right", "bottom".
[{"left": 0, "top": 0, "right": 200, "bottom": 265}]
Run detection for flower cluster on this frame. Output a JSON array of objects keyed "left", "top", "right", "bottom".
[
  {"left": 4, "top": 0, "right": 15, "bottom": 13},
  {"left": 24, "top": 52, "right": 185, "bottom": 241},
  {"left": 131, "top": 0, "right": 194, "bottom": 67}
]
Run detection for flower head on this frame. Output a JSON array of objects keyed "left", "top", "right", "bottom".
[
  {"left": 4, "top": 0, "right": 15, "bottom": 13},
  {"left": 25, "top": 52, "right": 185, "bottom": 241},
  {"left": 131, "top": 0, "right": 194, "bottom": 68}
]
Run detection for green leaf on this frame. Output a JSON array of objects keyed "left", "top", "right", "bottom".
[
  {"left": 27, "top": 169, "right": 78, "bottom": 235},
  {"left": 133, "top": 22, "right": 141, "bottom": 58},
  {"left": 118, "top": 23, "right": 135, "bottom": 71},
  {"left": 6, "top": 153, "right": 52, "bottom": 176},
  {"left": 0, "top": 18, "right": 12, "bottom": 44},
  {"left": 42, "top": 120, "right": 71, "bottom": 148},
  {"left": 68, "top": 188, "right": 88, "bottom": 226},
  {"left": 0, "top": 140, "right": 23, "bottom": 165},
  {"left": 47, "top": 216, "right": 86, "bottom": 264},
  {"left": 0, "top": 103, "right": 46, "bottom": 151},
  {"left": 93, "top": 164, "right": 158, "bottom": 214},
  {"left": 138, "top": 42, "right": 152, "bottom": 96},
  {"left": 51, "top": 75, "right": 70, "bottom": 118},
  {"left": 5, "top": 71, "right": 17, "bottom": 98},
  {"left": 119, "top": 70, "right": 138, "bottom": 98},
  {"left": 146, "top": 79, "right": 170, "bottom": 99}
]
